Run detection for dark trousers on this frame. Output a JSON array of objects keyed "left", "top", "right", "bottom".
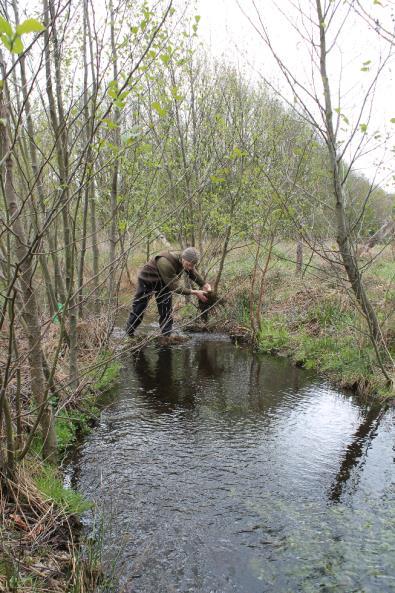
[{"left": 125, "top": 278, "right": 173, "bottom": 336}]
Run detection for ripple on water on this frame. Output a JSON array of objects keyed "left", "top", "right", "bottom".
[{"left": 76, "top": 336, "right": 395, "bottom": 593}]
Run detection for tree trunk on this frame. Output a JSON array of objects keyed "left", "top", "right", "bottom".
[
  {"left": 316, "top": 0, "right": 383, "bottom": 346},
  {"left": 296, "top": 240, "right": 303, "bottom": 276},
  {"left": 108, "top": 0, "right": 121, "bottom": 302},
  {"left": 0, "top": 84, "right": 57, "bottom": 463},
  {"left": 44, "top": 0, "right": 79, "bottom": 388}
]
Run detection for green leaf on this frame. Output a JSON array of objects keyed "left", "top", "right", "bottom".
[
  {"left": 16, "top": 18, "right": 45, "bottom": 35},
  {"left": 102, "top": 118, "right": 119, "bottom": 129},
  {"left": 170, "top": 86, "right": 183, "bottom": 101},
  {"left": 138, "top": 142, "right": 152, "bottom": 154},
  {"left": 151, "top": 101, "right": 167, "bottom": 117},
  {"left": 360, "top": 66, "right": 370, "bottom": 72},
  {"left": 118, "top": 90, "right": 130, "bottom": 101},
  {"left": 160, "top": 53, "right": 171, "bottom": 65},
  {"left": 10, "top": 35, "right": 24, "bottom": 54},
  {"left": 360, "top": 123, "right": 368, "bottom": 133},
  {"left": 0, "top": 17, "right": 12, "bottom": 36},
  {"left": 0, "top": 33, "right": 11, "bottom": 51},
  {"left": 210, "top": 175, "right": 225, "bottom": 184},
  {"left": 229, "top": 146, "right": 244, "bottom": 159},
  {"left": 390, "top": 118, "right": 395, "bottom": 124}
]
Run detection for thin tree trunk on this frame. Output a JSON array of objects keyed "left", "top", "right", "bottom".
[
  {"left": 86, "top": 7, "right": 100, "bottom": 313},
  {"left": 316, "top": 0, "right": 384, "bottom": 350},
  {"left": 90, "top": 187, "right": 100, "bottom": 312},
  {"left": 0, "top": 81, "right": 57, "bottom": 463},
  {"left": 77, "top": 0, "right": 93, "bottom": 318},
  {"left": 214, "top": 223, "right": 232, "bottom": 294},
  {"left": 108, "top": 0, "right": 121, "bottom": 302},
  {"left": 44, "top": 0, "right": 78, "bottom": 388},
  {"left": 1, "top": 395, "right": 15, "bottom": 474},
  {"left": 256, "top": 234, "right": 274, "bottom": 332},
  {"left": 296, "top": 240, "right": 303, "bottom": 276}
]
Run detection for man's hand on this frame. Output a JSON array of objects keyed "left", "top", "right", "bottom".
[
  {"left": 202, "top": 282, "right": 212, "bottom": 292},
  {"left": 192, "top": 290, "right": 208, "bottom": 303}
]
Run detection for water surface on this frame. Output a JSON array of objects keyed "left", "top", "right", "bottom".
[{"left": 75, "top": 334, "right": 394, "bottom": 593}]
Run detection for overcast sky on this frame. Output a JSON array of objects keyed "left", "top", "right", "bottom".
[{"left": 180, "top": 0, "right": 395, "bottom": 189}]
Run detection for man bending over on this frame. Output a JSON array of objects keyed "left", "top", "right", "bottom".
[{"left": 125, "top": 247, "right": 211, "bottom": 337}]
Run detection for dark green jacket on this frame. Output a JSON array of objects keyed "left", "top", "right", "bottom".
[{"left": 139, "top": 250, "right": 204, "bottom": 296}]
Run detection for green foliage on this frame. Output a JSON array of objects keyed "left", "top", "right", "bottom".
[
  {"left": 151, "top": 101, "right": 167, "bottom": 117},
  {"left": 0, "top": 16, "right": 45, "bottom": 56},
  {"left": 370, "top": 259, "right": 395, "bottom": 282},
  {"left": 31, "top": 400, "right": 98, "bottom": 459},
  {"left": 257, "top": 317, "right": 290, "bottom": 353},
  {"left": 93, "top": 353, "right": 122, "bottom": 392},
  {"left": 178, "top": 302, "right": 197, "bottom": 319},
  {"left": 293, "top": 331, "right": 374, "bottom": 378},
  {"left": 34, "top": 465, "right": 91, "bottom": 515},
  {"left": 0, "top": 16, "right": 12, "bottom": 36},
  {"left": 56, "top": 412, "right": 77, "bottom": 452},
  {"left": 55, "top": 407, "right": 95, "bottom": 454},
  {"left": 16, "top": 19, "right": 45, "bottom": 35}
]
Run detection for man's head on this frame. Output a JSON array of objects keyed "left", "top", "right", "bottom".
[{"left": 181, "top": 247, "right": 199, "bottom": 271}]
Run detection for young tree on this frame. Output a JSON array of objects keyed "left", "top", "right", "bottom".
[{"left": 240, "top": 0, "right": 394, "bottom": 382}]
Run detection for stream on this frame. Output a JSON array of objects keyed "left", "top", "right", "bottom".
[{"left": 73, "top": 333, "right": 394, "bottom": 593}]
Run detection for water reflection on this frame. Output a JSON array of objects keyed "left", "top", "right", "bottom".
[
  {"left": 76, "top": 336, "right": 394, "bottom": 593},
  {"left": 329, "top": 403, "right": 388, "bottom": 502},
  {"left": 131, "top": 341, "right": 227, "bottom": 412}
]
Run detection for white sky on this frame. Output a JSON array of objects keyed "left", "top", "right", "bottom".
[
  {"left": 181, "top": 0, "right": 395, "bottom": 190},
  {"left": 13, "top": 0, "right": 395, "bottom": 189}
]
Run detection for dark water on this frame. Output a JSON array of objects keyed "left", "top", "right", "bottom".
[{"left": 75, "top": 334, "right": 394, "bottom": 593}]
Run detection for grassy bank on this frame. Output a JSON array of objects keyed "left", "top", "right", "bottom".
[
  {"left": 215, "top": 242, "right": 394, "bottom": 398},
  {"left": 0, "top": 346, "right": 122, "bottom": 593}
]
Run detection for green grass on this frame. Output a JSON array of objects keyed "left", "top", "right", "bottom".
[
  {"left": 369, "top": 259, "right": 395, "bottom": 282},
  {"left": 92, "top": 352, "right": 122, "bottom": 392},
  {"left": 34, "top": 464, "right": 91, "bottom": 515},
  {"left": 257, "top": 316, "right": 290, "bottom": 353}
]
